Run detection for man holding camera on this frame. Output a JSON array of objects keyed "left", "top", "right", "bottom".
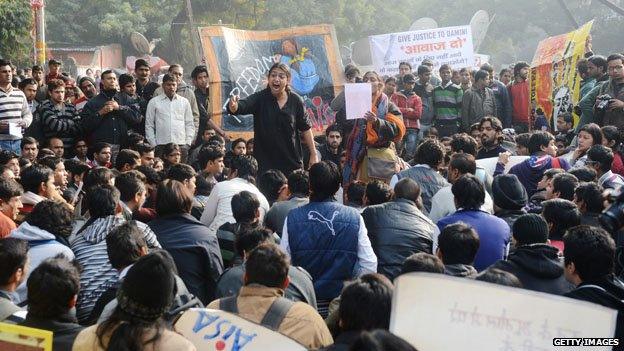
[{"left": 578, "top": 53, "right": 624, "bottom": 131}]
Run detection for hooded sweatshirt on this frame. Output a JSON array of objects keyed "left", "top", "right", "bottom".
[
  {"left": 444, "top": 264, "right": 478, "bottom": 278},
  {"left": 10, "top": 222, "right": 75, "bottom": 304},
  {"left": 491, "top": 244, "right": 574, "bottom": 295},
  {"left": 502, "top": 155, "right": 570, "bottom": 197},
  {"left": 70, "top": 215, "right": 160, "bottom": 323}
]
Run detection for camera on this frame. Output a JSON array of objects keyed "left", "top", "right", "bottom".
[
  {"left": 600, "top": 187, "right": 624, "bottom": 234},
  {"left": 596, "top": 94, "right": 613, "bottom": 112}
]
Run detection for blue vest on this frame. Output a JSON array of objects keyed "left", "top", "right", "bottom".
[{"left": 287, "top": 200, "right": 360, "bottom": 300}]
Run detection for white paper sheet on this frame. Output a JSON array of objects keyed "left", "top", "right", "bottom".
[
  {"left": 345, "top": 83, "right": 371, "bottom": 120},
  {"left": 8, "top": 122, "right": 22, "bottom": 138}
]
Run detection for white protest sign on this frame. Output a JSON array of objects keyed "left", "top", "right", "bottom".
[
  {"left": 345, "top": 83, "right": 371, "bottom": 120},
  {"left": 369, "top": 25, "right": 474, "bottom": 76},
  {"left": 474, "top": 53, "right": 490, "bottom": 70},
  {"left": 174, "top": 308, "right": 307, "bottom": 351},
  {"left": 8, "top": 122, "right": 22, "bottom": 138},
  {"left": 390, "top": 273, "right": 617, "bottom": 351},
  {"left": 476, "top": 156, "right": 529, "bottom": 176}
]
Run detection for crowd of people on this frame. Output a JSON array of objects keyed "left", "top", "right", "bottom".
[{"left": 0, "top": 44, "right": 623, "bottom": 351}]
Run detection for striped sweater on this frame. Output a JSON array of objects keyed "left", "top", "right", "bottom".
[
  {"left": 433, "top": 82, "right": 463, "bottom": 121},
  {"left": 39, "top": 100, "right": 82, "bottom": 153},
  {"left": 0, "top": 86, "right": 32, "bottom": 140},
  {"left": 70, "top": 216, "right": 161, "bottom": 323}
]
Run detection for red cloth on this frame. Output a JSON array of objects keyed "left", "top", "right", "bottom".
[
  {"left": 550, "top": 239, "right": 564, "bottom": 254},
  {"left": 390, "top": 92, "right": 422, "bottom": 129},
  {"left": 613, "top": 152, "right": 624, "bottom": 177},
  {"left": 509, "top": 81, "right": 529, "bottom": 124},
  {"left": 45, "top": 72, "right": 61, "bottom": 84},
  {"left": 0, "top": 212, "right": 16, "bottom": 238}
]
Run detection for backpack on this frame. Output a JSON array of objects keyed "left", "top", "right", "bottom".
[{"left": 219, "top": 295, "right": 295, "bottom": 331}]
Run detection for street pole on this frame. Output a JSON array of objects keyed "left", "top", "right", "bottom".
[
  {"left": 31, "top": 0, "right": 46, "bottom": 66},
  {"left": 185, "top": 0, "right": 202, "bottom": 65}
]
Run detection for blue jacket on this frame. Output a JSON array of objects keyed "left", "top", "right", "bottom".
[
  {"left": 287, "top": 200, "right": 360, "bottom": 300},
  {"left": 496, "top": 155, "right": 570, "bottom": 197},
  {"left": 437, "top": 209, "right": 511, "bottom": 272}
]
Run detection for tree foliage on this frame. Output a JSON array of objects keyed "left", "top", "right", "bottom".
[{"left": 0, "top": 0, "right": 33, "bottom": 65}]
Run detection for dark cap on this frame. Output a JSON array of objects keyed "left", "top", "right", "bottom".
[
  {"left": 48, "top": 59, "right": 62, "bottom": 65},
  {"left": 403, "top": 73, "right": 416, "bottom": 84}
]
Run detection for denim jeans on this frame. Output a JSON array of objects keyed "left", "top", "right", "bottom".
[
  {"left": 0, "top": 140, "right": 21, "bottom": 155},
  {"left": 403, "top": 128, "right": 420, "bottom": 161}
]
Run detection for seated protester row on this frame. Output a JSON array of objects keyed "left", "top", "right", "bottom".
[
  {"left": 437, "top": 174, "right": 511, "bottom": 272},
  {"left": 586, "top": 144, "right": 624, "bottom": 190},
  {"left": 0, "top": 238, "right": 28, "bottom": 323},
  {"left": 10, "top": 200, "right": 74, "bottom": 304},
  {"left": 73, "top": 252, "right": 195, "bottom": 351},
  {"left": 281, "top": 161, "right": 377, "bottom": 318},
  {"left": 363, "top": 178, "right": 436, "bottom": 281},
  {"left": 541, "top": 199, "right": 581, "bottom": 253},
  {"left": 490, "top": 214, "right": 574, "bottom": 295},
  {"left": 401, "top": 252, "right": 445, "bottom": 275},
  {"left": 265, "top": 170, "right": 310, "bottom": 236},
  {"left": 545, "top": 172, "right": 578, "bottom": 201},
  {"left": 436, "top": 223, "right": 479, "bottom": 279},
  {"left": 166, "top": 163, "right": 204, "bottom": 219},
  {"left": 70, "top": 185, "right": 161, "bottom": 324},
  {"left": 93, "top": 223, "right": 202, "bottom": 324},
  {"left": 430, "top": 153, "right": 493, "bottom": 223},
  {"left": 209, "top": 244, "right": 333, "bottom": 349},
  {"left": 0, "top": 178, "right": 23, "bottom": 238},
  {"left": 258, "top": 169, "right": 288, "bottom": 207},
  {"left": 491, "top": 174, "right": 528, "bottom": 230},
  {"left": 215, "top": 227, "right": 316, "bottom": 308},
  {"left": 149, "top": 179, "right": 223, "bottom": 305},
  {"left": 200, "top": 155, "right": 270, "bottom": 237},
  {"left": 574, "top": 182, "right": 605, "bottom": 227},
  {"left": 196, "top": 145, "right": 225, "bottom": 190},
  {"left": 20, "top": 257, "right": 83, "bottom": 351}
]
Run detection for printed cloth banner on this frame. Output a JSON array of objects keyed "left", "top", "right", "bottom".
[
  {"left": 391, "top": 273, "right": 617, "bottom": 351},
  {"left": 174, "top": 308, "right": 307, "bottom": 351},
  {"left": 369, "top": 25, "right": 475, "bottom": 76},
  {"left": 0, "top": 322, "right": 53, "bottom": 351},
  {"left": 530, "top": 21, "right": 593, "bottom": 127},
  {"left": 198, "top": 24, "right": 344, "bottom": 138}
]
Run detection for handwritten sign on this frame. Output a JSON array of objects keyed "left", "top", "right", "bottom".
[
  {"left": 174, "top": 308, "right": 306, "bottom": 351},
  {"left": 345, "top": 83, "right": 371, "bottom": 120},
  {"left": 390, "top": 273, "right": 617, "bottom": 351},
  {"left": 0, "top": 322, "right": 53, "bottom": 351},
  {"left": 476, "top": 156, "right": 529, "bottom": 176},
  {"left": 369, "top": 25, "right": 474, "bottom": 75}
]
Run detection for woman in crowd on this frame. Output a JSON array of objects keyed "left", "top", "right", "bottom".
[{"left": 569, "top": 123, "right": 603, "bottom": 168}]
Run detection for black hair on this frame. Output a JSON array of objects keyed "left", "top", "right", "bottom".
[
  {"left": 601, "top": 126, "right": 622, "bottom": 149},
  {"left": 607, "top": 53, "right": 624, "bottom": 63},
  {"left": 476, "top": 268, "right": 522, "bottom": 287},
  {"left": 339, "top": 274, "right": 393, "bottom": 332},
  {"left": 499, "top": 67, "right": 512, "bottom": 77},
  {"left": 543, "top": 168, "right": 565, "bottom": 181},
  {"left": 574, "top": 182, "right": 604, "bottom": 213},
  {"left": 230, "top": 155, "right": 258, "bottom": 184},
  {"left": 20, "top": 136, "right": 38, "bottom": 149},
  {"left": 479, "top": 116, "right": 503, "bottom": 132},
  {"left": 452, "top": 174, "right": 485, "bottom": 210},
  {"left": 155, "top": 179, "right": 193, "bottom": 217},
  {"left": 191, "top": 65, "right": 209, "bottom": 80},
  {"left": 18, "top": 78, "right": 37, "bottom": 90},
  {"left": 541, "top": 199, "right": 581, "bottom": 241},
  {"left": 0, "top": 178, "right": 22, "bottom": 201},
  {"left": 134, "top": 59, "right": 150, "bottom": 70},
  {"left": 64, "top": 159, "right": 90, "bottom": 178},
  {"left": 513, "top": 61, "right": 530, "bottom": 77},
  {"left": 438, "top": 222, "right": 480, "bottom": 265},
  {"left": 136, "top": 165, "right": 161, "bottom": 185},
  {"left": 100, "top": 69, "right": 115, "bottom": 80},
  {"left": 115, "top": 171, "right": 146, "bottom": 202},
  {"left": 92, "top": 141, "right": 112, "bottom": 155},
  {"left": 449, "top": 153, "right": 476, "bottom": 175},
  {"left": 450, "top": 133, "right": 478, "bottom": 156},
  {"left": 287, "top": 170, "right": 309, "bottom": 197},
  {"left": 83, "top": 167, "right": 114, "bottom": 191},
  {"left": 417, "top": 65, "right": 431, "bottom": 75},
  {"left": 309, "top": 161, "right": 341, "bottom": 202},
  {"left": 365, "top": 180, "right": 392, "bottom": 205},
  {"left": 245, "top": 243, "right": 289, "bottom": 288},
  {"left": 515, "top": 133, "right": 531, "bottom": 149},
  {"left": 393, "top": 178, "right": 420, "bottom": 203},
  {"left": 384, "top": 76, "right": 397, "bottom": 84},
  {"left": 416, "top": 139, "right": 445, "bottom": 168},
  {"left": 579, "top": 123, "right": 603, "bottom": 146},
  {"left": 325, "top": 123, "right": 342, "bottom": 137},
  {"left": 122, "top": 133, "right": 144, "bottom": 150},
  {"left": 0, "top": 237, "right": 28, "bottom": 285},
  {"left": 232, "top": 190, "right": 260, "bottom": 224},
  {"left": 134, "top": 142, "right": 155, "bottom": 156},
  {"left": 115, "top": 149, "right": 140, "bottom": 171},
  {"left": 401, "top": 252, "right": 445, "bottom": 275},
  {"left": 27, "top": 256, "right": 81, "bottom": 319},
  {"left": 474, "top": 69, "right": 489, "bottom": 82},
  {"left": 38, "top": 156, "right": 63, "bottom": 172},
  {"left": 27, "top": 200, "right": 73, "bottom": 239},
  {"left": 258, "top": 169, "right": 287, "bottom": 205},
  {"left": 564, "top": 225, "right": 615, "bottom": 281},
  {"left": 106, "top": 222, "right": 148, "bottom": 270},
  {"left": 350, "top": 330, "right": 418, "bottom": 351},
  {"left": 85, "top": 184, "right": 120, "bottom": 218},
  {"left": 528, "top": 131, "right": 554, "bottom": 154},
  {"left": 512, "top": 214, "right": 549, "bottom": 245},
  {"left": 568, "top": 167, "right": 597, "bottom": 182},
  {"left": 166, "top": 163, "right": 196, "bottom": 183},
  {"left": 398, "top": 61, "right": 412, "bottom": 70},
  {"left": 161, "top": 73, "right": 175, "bottom": 84},
  {"left": 346, "top": 181, "right": 366, "bottom": 207},
  {"left": 0, "top": 149, "right": 18, "bottom": 165},
  {"left": 588, "top": 55, "right": 608, "bottom": 72},
  {"left": 551, "top": 173, "right": 578, "bottom": 201},
  {"left": 20, "top": 164, "right": 53, "bottom": 193},
  {"left": 198, "top": 145, "right": 225, "bottom": 170},
  {"left": 587, "top": 144, "right": 614, "bottom": 173},
  {"left": 235, "top": 227, "right": 275, "bottom": 257},
  {"left": 0, "top": 59, "right": 11, "bottom": 69}
]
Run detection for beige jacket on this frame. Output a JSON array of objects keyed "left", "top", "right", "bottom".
[
  {"left": 208, "top": 284, "right": 333, "bottom": 349},
  {"left": 72, "top": 324, "right": 196, "bottom": 351}
]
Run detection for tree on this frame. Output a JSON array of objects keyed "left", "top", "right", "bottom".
[{"left": 0, "top": 0, "right": 33, "bottom": 65}]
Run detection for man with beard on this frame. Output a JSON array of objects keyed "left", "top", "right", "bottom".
[
  {"left": 476, "top": 116, "right": 509, "bottom": 159},
  {"left": 80, "top": 71, "right": 142, "bottom": 161},
  {"left": 318, "top": 124, "right": 343, "bottom": 167},
  {"left": 509, "top": 62, "right": 530, "bottom": 133},
  {"left": 74, "top": 77, "right": 97, "bottom": 112}
]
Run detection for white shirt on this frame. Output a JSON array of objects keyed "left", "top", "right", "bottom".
[
  {"left": 280, "top": 214, "right": 377, "bottom": 277},
  {"left": 145, "top": 93, "right": 195, "bottom": 146},
  {"left": 429, "top": 185, "right": 494, "bottom": 223},
  {"left": 200, "top": 178, "right": 270, "bottom": 236}
]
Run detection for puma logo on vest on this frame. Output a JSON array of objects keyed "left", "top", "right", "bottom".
[{"left": 308, "top": 210, "right": 339, "bottom": 236}]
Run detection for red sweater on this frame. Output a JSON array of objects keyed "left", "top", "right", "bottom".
[
  {"left": 391, "top": 92, "right": 422, "bottom": 129},
  {"left": 509, "top": 81, "right": 529, "bottom": 124}
]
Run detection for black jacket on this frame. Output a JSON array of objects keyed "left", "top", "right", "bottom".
[
  {"left": 362, "top": 198, "right": 436, "bottom": 281},
  {"left": 20, "top": 313, "right": 83, "bottom": 351},
  {"left": 491, "top": 244, "right": 574, "bottom": 295},
  {"left": 565, "top": 275, "right": 624, "bottom": 342},
  {"left": 495, "top": 209, "right": 526, "bottom": 231},
  {"left": 80, "top": 90, "right": 141, "bottom": 145},
  {"left": 148, "top": 213, "right": 224, "bottom": 304}
]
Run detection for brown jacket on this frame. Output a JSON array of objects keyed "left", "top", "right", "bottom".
[
  {"left": 208, "top": 284, "right": 333, "bottom": 349},
  {"left": 72, "top": 324, "right": 196, "bottom": 351}
]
